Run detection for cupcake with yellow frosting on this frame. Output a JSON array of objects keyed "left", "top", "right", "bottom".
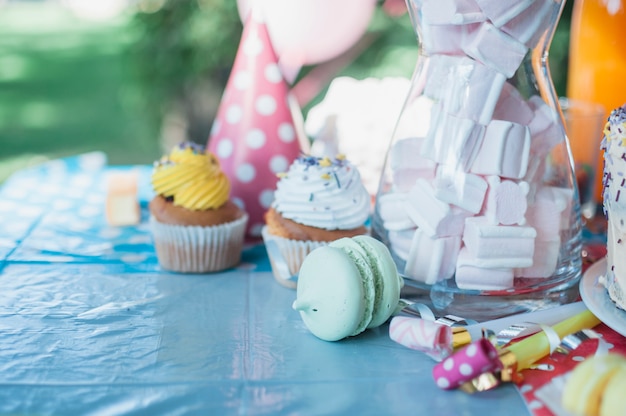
[{"left": 149, "top": 142, "right": 248, "bottom": 273}]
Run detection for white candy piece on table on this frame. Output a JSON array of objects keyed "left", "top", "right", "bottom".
[
  {"left": 524, "top": 186, "right": 568, "bottom": 240},
  {"left": 404, "top": 229, "right": 462, "bottom": 284},
  {"left": 514, "top": 239, "right": 561, "bottom": 278},
  {"left": 421, "top": 105, "right": 485, "bottom": 171},
  {"left": 433, "top": 166, "right": 488, "bottom": 214},
  {"left": 420, "top": 22, "right": 479, "bottom": 56},
  {"left": 377, "top": 193, "right": 414, "bottom": 231},
  {"left": 455, "top": 247, "right": 515, "bottom": 290},
  {"left": 484, "top": 176, "right": 529, "bottom": 225},
  {"left": 462, "top": 22, "right": 528, "bottom": 78},
  {"left": 492, "top": 82, "right": 534, "bottom": 125},
  {"left": 500, "top": 0, "right": 554, "bottom": 48},
  {"left": 463, "top": 216, "right": 536, "bottom": 268},
  {"left": 474, "top": 0, "right": 534, "bottom": 27},
  {"left": 470, "top": 119, "right": 531, "bottom": 179},
  {"left": 422, "top": 0, "right": 485, "bottom": 25},
  {"left": 404, "top": 178, "right": 471, "bottom": 237},
  {"left": 105, "top": 171, "right": 140, "bottom": 226},
  {"left": 388, "top": 228, "right": 416, "bottom": 261}
]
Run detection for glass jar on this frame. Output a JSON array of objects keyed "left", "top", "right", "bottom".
[{"left": 372, "top": 0, "right": 582, "bottom": 321}]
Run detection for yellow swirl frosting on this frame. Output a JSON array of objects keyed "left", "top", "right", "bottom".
[{"left": 151, "top": 142, "right": 230, "bottom": 211}]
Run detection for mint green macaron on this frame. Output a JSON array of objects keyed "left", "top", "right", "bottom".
[{"left": 293, "top": 235, "right": 403, "bottom": 341}]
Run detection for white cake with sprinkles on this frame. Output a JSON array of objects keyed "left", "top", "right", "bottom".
[{"left": 601, "top": 104, "right": 626, "bottom": 309}]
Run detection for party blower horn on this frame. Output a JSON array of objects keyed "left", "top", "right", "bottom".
[{"left": 207, "top": 7, "right": 305, "bottom": 241}]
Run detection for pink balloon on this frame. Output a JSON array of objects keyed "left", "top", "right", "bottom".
[{"left": 237, "top": 0, "right": 376, "bottom": 80}]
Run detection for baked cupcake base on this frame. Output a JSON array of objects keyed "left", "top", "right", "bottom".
[
  {"left": 262, "top": 226, "right": 327, "bottom": 289},
  {"left": 150, "top": 214, "right": 248, "bottom": 273}
]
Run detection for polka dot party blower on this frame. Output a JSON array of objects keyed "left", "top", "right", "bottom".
[{"left": 207, "top": 7, "right": 305, "bottom": 241}]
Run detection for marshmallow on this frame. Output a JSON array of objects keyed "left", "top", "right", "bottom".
[
  {"left": 500, "top": 0, "right": 554, "bottom": 48},
  {"left": 527, "top": 96, "right": 558, "bottom": 135},
  {"left": 492, "top": 82, "right": 534, "bottom": 125},
  {"left": 391, "top": 137, "right": 436, "bottom": 171},
  {"left": 522, "top": 156, "right": 547, "bottom": 201},
  {"left": 390, "top": 136, "right": 437, "bottom": 192},
  {"left": 421, "top": 22, "right": 479, "bottom": 56},
  {"left": 105, "top": 171, "right": 140, "bottom": 226},
  {"left": 527, "top": 95, "right": 563, "bottom": 157},
  {"left": 433, "top": 166, "right": 488, "bottom": 214},
  {"left": 442, "top": 57, "right": 507, "bottom": 124},
  {"left": 421, "top": 106, "right": 485, "bottom": 170},
  {"left": 529, "top": 118, "right": 563, "bottom": 161},
  {"left": 547, "top": 186, "right": 574, "bottom": 231},
  {"left": 392, "top": 168, "right": 436, "bottom": 192},
  {"left": 514, "top": 239, "right": 560, "bottom": 278},
  {"left": 463, "top": 216, "right": 536, "bottom": 268},
  {"left": 422, "top": 55, "right": 458, "bottom": 101},
  {"left": 388, "top": 228, "right": 416, "bottom": 261},
  {"left": 462, "top": 22, "right": 528, "bottom": 78},
  {"left": 455, "top": 247, "right": 515, "bottom": 290},
  {"left": 404, "top": 178, "right": 471, "bottom": 237},
  {"left": 474, "top": 0, "right": 534, "bottom": 27},
  {"left": 422, "top": 0, "right": 485, "bottom": 25},
  {"left": 377, "top": 192, "right": 415, "bottom": 231},
  {"left": 484, "top": 176, "right": 529, "bottom": 225},
  {"left": 525, "top": 186, "right": 568, "bottom": 241},
  {"left": 423, "top": 56, "right": 506, "bottom": 124},
  {"left": 404, "top": 229, "right": 462, "bottom": 284},
  {"left": 470, "top": 119, "right": 531, "bottom": 179}
]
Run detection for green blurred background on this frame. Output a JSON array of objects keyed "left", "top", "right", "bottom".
[{"left": 0, "top": 0, "right": 574, "bottom": 184}]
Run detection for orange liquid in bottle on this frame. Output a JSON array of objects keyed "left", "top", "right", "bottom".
[{"left": 567, "top": 0, "right": 626, "bottom": 203}]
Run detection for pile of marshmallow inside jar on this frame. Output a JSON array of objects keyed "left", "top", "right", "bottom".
[{"left": 374, "top": 0, "right": 578, "bottom": 291}]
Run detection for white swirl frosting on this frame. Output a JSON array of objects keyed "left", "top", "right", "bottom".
[{"left": 272, "top": 155, "right": 370, "bottom": 230}]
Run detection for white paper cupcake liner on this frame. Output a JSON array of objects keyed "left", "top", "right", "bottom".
[
  {"left": 150, "top": 214, "right": 248, "bottom": 273},
  {"left": 261, "top": 226, "right": 328, "bottom": 289}
]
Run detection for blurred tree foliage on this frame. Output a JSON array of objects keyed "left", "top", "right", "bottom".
[
  {"left": 129, "top": 0, "right": 573, "bottom": 145},
  {"left": 129, "top": 0, "right": 243, "bottom": 145}
]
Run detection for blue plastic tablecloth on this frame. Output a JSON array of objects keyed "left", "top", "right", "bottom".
[{"left": 0, "top": 153, "right": 529, "bottom": 415}]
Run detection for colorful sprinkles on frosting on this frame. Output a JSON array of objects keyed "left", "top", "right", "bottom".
[
  {"left": 602, "top": 105, "right": 626, "bottom": 213},
  {"left": 278, "top": 154, "right": 349, "bottom": 183},
  {"left": 271, "top": 152, "right": 370, "bottom": 230}
]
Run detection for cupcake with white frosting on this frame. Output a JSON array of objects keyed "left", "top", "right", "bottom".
[{"left": 263, "top": 154, "right": 371, "bottom": 288}]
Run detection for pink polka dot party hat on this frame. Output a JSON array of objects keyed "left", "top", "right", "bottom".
[{"left": 208, "top": 7, "right": 305, "bottom": 242}]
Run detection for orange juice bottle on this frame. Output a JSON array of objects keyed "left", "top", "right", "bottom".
[{"left": 567, "top": 0, "right": 626, "bottom": 203}]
